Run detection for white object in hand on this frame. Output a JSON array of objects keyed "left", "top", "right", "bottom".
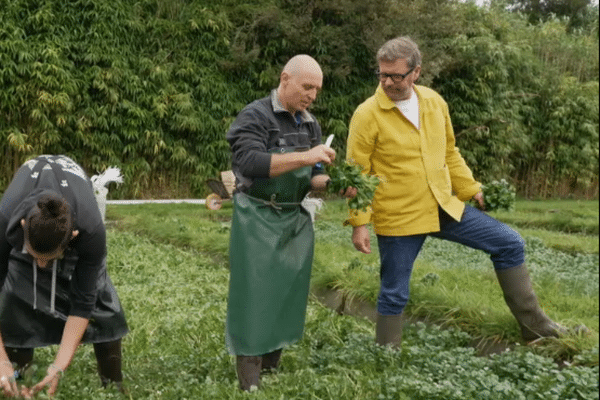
[{"left": 324, "top": 134, "right": 334, "bottom": 148}]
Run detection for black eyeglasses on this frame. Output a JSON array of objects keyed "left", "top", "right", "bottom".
[{"left": 375, "top": 66, "right": 415, "bottom": 83}]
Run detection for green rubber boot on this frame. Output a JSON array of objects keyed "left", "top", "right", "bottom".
[
  {"left": 495, "top": 264, "right": 567, "bottom": 341},
  {"left": 375, "top": 313, "right": 403, "bottom": 348}
]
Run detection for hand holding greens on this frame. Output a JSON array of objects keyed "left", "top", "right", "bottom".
[
  {"left": 327, "top": 161, "right": 380, "bottom": 212},
  {"left": 479, "top": 179, "right": 516, "bottom": 212}
]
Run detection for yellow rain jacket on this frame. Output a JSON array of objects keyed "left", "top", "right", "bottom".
[{"left": 346, "top": 84, "right": 481, "bottom": 236}]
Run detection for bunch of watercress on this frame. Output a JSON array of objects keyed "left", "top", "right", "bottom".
[
  {"left": 327, "top": 161, "right": 380, "bottom": 212},
  {"left": 480, "top": 179, "right": 516, "bottom": 211}
]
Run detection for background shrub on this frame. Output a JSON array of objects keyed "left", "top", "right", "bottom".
[{"left": 0, "top": 0, "right": 597, "bottom": 199}]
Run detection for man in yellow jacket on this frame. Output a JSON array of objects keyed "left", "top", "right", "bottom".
[{"left": 346, "top": 36, "right": 568, "bottom": 346}]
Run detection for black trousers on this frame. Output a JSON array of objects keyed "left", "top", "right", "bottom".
[{"left": 6, "top": 338, "right": 123, "bottom": 384}]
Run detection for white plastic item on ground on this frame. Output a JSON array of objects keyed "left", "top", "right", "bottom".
[
  {"left": 301, "top": 196, "right": 324, "bottom": 222},
  {"left": 91, "top": 167, "right": 123, "bottom": 222}
]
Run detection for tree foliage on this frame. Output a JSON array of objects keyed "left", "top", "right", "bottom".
[
  {"left": 0, "top": 0, "right": 235, "bottom": 197},
  {"left": 502, "top": 0, "right": 598, "bottom": 31},
  {"left": 434, "top": 7, "right": 598, "bottom": 197},
  {"left": 0, "top": 0, "right": 597, "bottom": 199}
]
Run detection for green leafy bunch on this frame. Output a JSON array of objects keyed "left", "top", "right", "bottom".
[
  {"left": 481, "top": 179, "right": 516, "bottom": 212},
  {"left": 327, "top": 161, "right": 380, "bottom": 212}
]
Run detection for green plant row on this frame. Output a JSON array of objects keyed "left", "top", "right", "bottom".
[
  {"left": 490, "top": 199, "right": 599, "bottom": 235},
  {"left": 105, "top": 199, "right": 599, "bottom": 367},
  {"left": 29, "top": 223, "right": 593, "bottom": 399}
]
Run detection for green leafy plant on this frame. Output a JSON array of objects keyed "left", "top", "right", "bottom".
[
  {"left": 480, "top": 179, "right": 517, "bottom": 212},
  {"left": 90, "top": 201, "right": 599, "bottom": 399},
  {"left": 326, "top": 161, "right": 379, "bottom": 212}
]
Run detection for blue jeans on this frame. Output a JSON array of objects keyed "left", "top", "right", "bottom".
[{"left": 376, "top": 205, "right": 525, "bottom": 316}]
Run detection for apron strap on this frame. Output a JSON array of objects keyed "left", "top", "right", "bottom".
[{"left": 242, "top": 193, "right": 303, "bottom": 210}]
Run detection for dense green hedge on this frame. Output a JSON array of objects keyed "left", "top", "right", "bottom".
[
  {"left": 0, "top": 0, "right": 597, "bottom": 198},
  {"left": 0, "top": 0, "right": 237, "bottom": 197}
]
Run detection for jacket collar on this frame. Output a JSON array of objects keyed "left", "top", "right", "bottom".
[
  {"left": 375, "top": 84, "right": 422, "bottom": 110},
  {"left": 271, "top": 89, "right": 315, "bottom": 123}
]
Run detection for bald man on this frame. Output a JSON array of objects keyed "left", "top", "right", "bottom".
[{"left": 225, "top": 55, "right": 337, "bottom": 391}]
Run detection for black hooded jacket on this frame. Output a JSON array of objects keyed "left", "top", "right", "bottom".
[{"left": 0, "top": 155, "right": 106, "bottom": 319}]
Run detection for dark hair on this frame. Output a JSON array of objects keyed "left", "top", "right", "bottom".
[{"left": 25, "top": 194, "right": 73, "bottom": 254}]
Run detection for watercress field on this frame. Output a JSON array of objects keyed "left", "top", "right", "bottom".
[{"left": 20, "top": 199, "right": 598, "bottom": 399}]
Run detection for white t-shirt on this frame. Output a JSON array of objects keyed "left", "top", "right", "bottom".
[{"left": 395, "top": 89, "right": 420, "bottom": 130}]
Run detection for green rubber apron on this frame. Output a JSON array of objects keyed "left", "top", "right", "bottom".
[{"left": 226, "top": 156, "right": 313, "bottom": 356}]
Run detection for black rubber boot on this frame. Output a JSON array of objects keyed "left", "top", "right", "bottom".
[
  {"left": 375, "top": 313, "right": 403, "bottom": 348},
  {"left": 93, "top": 340, "right": 126, "bottom": 393},
  {"left": 261, "top": 349, "right": 282, "bottom": 373},
  {"left": 495, "top": 264, "right": 568, "bottom": 341},
  {"left": 236, "top": 355, "right": 262, "bottom": 391}
]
